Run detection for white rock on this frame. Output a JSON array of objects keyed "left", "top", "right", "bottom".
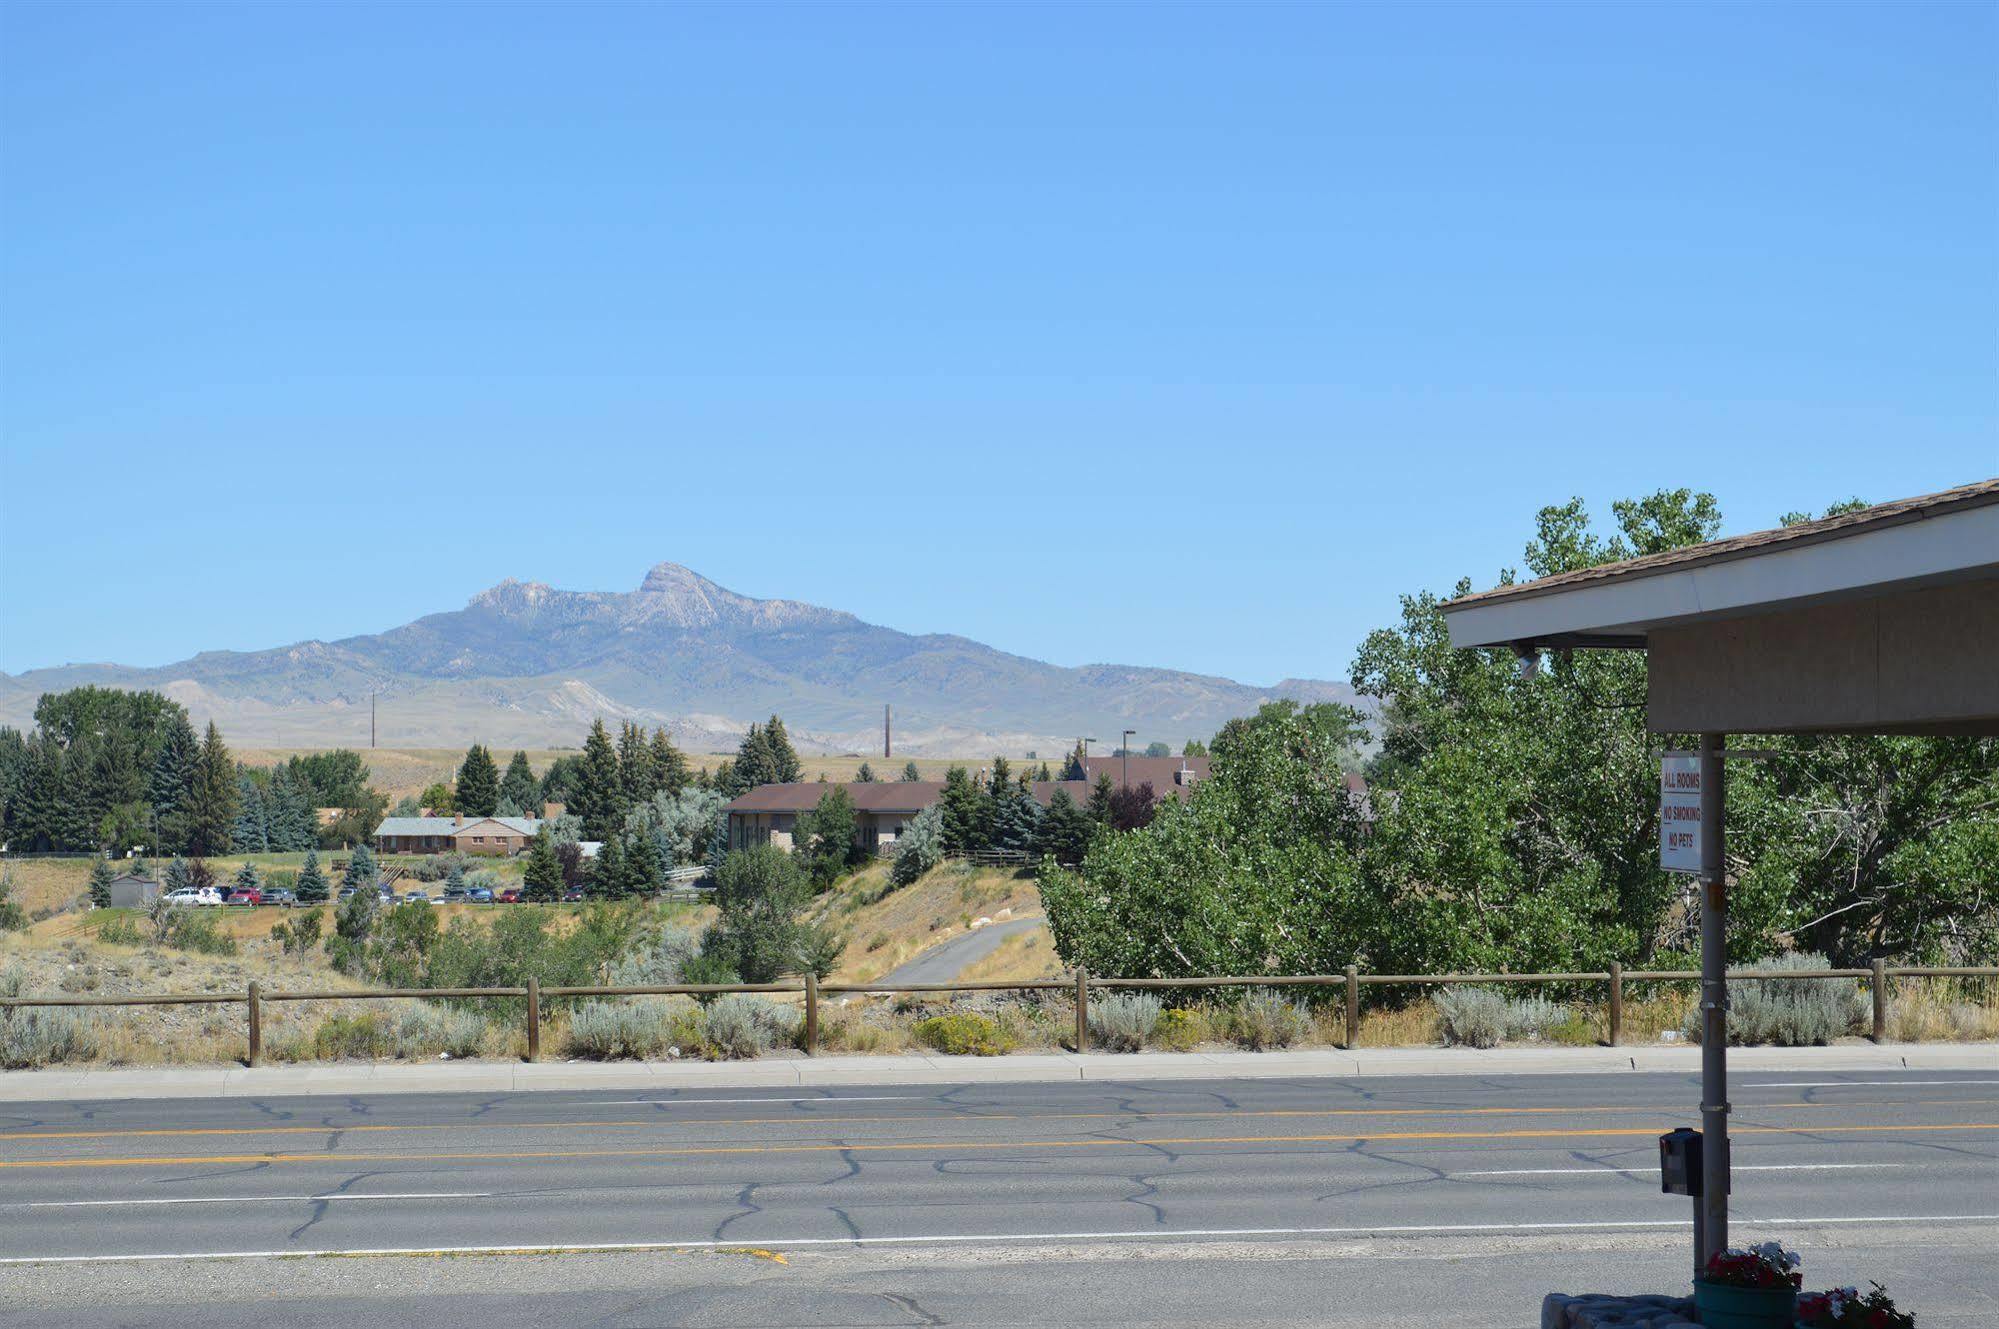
[{"left": 970, "top": 916, "right": 992, "bottom": 929}]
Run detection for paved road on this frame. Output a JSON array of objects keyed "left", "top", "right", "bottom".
[
  {"left": 880, "top": 916, "right": 1044, "bottom": 985},
  {"left": 1, "top": 1070, "right": 1995, "bottom": 1326}
]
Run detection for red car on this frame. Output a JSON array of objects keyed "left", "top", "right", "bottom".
[
  {"left": 224, "top": 888, "right": 262, "bottom": 906},
  {"left": 497, "top": 888, "right": 521, "bottom": 904}
]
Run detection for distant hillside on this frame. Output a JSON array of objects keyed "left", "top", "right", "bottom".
[{"left": 1, "top": 563, "right": 1363, "bottom": 755}]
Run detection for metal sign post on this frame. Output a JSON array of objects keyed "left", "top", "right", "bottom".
[{"left": 1661, "top": 743, "right": 1730, "bottom": 1272}]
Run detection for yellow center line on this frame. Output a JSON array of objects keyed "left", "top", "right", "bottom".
[
  {"left": 6, "top": 1098, "right": 1988, "bottom": 1144},
  {"left": 3, "top": 1121, "right": 1994, "bottom": 1171}
]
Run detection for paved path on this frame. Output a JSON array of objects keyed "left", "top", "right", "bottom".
[
  {"left": 0, "top": 1069, "right": 1995, "bottom": 1325},
  {"left": 880, "top": 915, "right": 1045, "bottom": 985}
]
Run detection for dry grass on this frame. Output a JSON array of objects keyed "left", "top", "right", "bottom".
[
  {"left": 813, "top": 859, "right": 1044, "bottom": 983},
  {"left": 957, "top": 925, "right": 1063, "bottom": 985},
  {"left": 1885, "top": 977, "right": 1999, "bottom": 1042}
]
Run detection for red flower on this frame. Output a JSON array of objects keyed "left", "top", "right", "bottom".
[{"left": 1868, "top": 1311, "right": 1891, "bottom": 1329}]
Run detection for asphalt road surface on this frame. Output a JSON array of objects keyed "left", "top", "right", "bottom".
[
  {"left": 880, "top": 916, "right": 1045, "bottom": 985},
  {"left": 1, "top": 1070, "right": 1995, "bottom": 1327}
]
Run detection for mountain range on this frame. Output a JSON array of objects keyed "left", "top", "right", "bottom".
[{"left": 0, "top": 563, "right": 1362, "bottom": 756}]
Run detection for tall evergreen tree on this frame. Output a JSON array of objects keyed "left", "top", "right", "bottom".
[
  {"left": 343, "top": 842, "right": 378, "bottom": 894},
  {"left": 763, "top": 715, "right": 803, "bottom": 783},
  {"left": 1034, "top": 788, "right": 1093, "bottom": 867},
  {"left": 499, "top": 750, "right": 539, "bottom": 813},
  {"left": 164, "top": 856, "right": 192, "bottom": 894},
  {"left": 854, "top": 761, "right": 876, "bottom": 783},
  {"left": 571, "top": 718, "right": 623, "bottom": 841},
  {"left": 617, "top": 721, "right": 656, "bottom": 808},
  {"left": 728, "top": 722, "right": 772, "bottom": 794},
  {"left": 233, "top": 770, "right": 269, "bottom": 853},
  {"left": 267, "top": 765, "right": 316, "bottom": 851},
  {"left": 184, "top": 723, "right": 238, "bottom": 857},
  {"left": 233, "top": 860, "right": 261, "bottom": 897},
  {"left": 88, "top": 858, "right": 116, "bottom": 908},
  {"left": 1060, "top": 740, "right": 1088, "bottom": 782},
  {"left": 939, "top": 766, "right": 983, "bottom": 853},
  {"left": 521, "top": 827, "right": 562, "bottom": 902},
  {"left": 649, "top": 728, "right": 689, "bottom": 797},
  {"left": 588, "top": 832, "right": 626, "bottom": 899},
  {"left": 1087, "top": 774, "right": 1115, "bottom": 827},
  {"left": 147, "top": 711, "right": 200, "bottom": 853},
  {"left": 295, "top": 848, "right": 329, "bottom": 903},
  {"left": 456, "top": 743, "right": 500, "bottom": 818},
  {"left": 900, "top": 761, "right": 922, "bottom": 783}
]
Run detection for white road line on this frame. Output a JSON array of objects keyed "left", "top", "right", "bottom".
[
  {"left": 7, "top": 1192, "right": 493, "bottom": 1210},
  {"left": 4, "top": 1214, "right": 1996, "bottom": 1265},
  {"left": 1453, "top": 1163, "right": 1910, "bottom": 1178},
  {"left": 1742, "top": 1081, "right": 1999, "bottom": 1088},
  {"left": 577, "top": 1096, "right": 928, "bottom": 1106}
]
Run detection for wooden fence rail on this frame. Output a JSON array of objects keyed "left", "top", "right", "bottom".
[{"left": 2, "top": 964, "right": 1993, "bottom": 1068}]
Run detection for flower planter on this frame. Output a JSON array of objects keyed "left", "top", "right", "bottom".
[{"left": 1693, "top": 1278, "right": 1798, "bottom": 1329}]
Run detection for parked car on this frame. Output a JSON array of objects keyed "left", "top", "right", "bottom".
[
  {"left": 440, "top": 885, "right": 470, "bottom": 904},
  {"left": 162, "top": 887, "right": 218, "bottom": 907},
  {"left": 561, "top": 888, "right": 585, "bottom": 902},
  {"left": 497, "top": 888, "right": 521, "bottom": 904},
  {"left": 224, "top": 888, "right": 262, "bottom": 906},
  {"left": 337, "top": 885, "right": 359, "bottom": 900},
  {"left": 401, "top": 890, "right": 432, "bottom": 904},
  {"left": 263, "top": 888, "right": 297, "bottom": 908},
  {"left": 466, "top": 887, "right": 494, "bottom": 903}
]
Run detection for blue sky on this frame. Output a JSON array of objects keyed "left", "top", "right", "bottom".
[{"left": 2, "top": 1, "right": 1993, "bottom": 686}]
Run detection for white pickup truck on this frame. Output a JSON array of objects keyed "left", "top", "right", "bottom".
[{"left": 161, "top": 886, "right": 223, "bottom": 907}]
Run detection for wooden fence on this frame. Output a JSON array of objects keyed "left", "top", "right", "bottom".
[{"left": 2, "top": 963, "right": 1993, "bottom": 1069}]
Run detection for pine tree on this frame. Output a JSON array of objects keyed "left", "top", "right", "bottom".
[
  {"left": 164, "top": 856, "right": 192, "bottom": 894},
  {"left": 975, "top": 758, "right": 1011, "bottom": 848},
  {"left": 266, "top": 765, "right": 315, "bottom": 852},
  {"left": 88, "top": 858, "right": 116, "bottom": 908},
  {"left": 147, "top": 711, "right": 200, "bottom": 853},
  {"left": 939, "top": 766, "right": 983, "bottom": 853},
  {"left": 1035, "top": 788, "right": 1093, "bottom": 866},
  {"left": 295, "top": 847, "right": 330, "bottom": 904},
  {"left": 522, "top": 827, "right": 562, "bottom": 902},
  {"left": 730, "top": 722, "right": 772, "bottom": 793},
  {"left": 233, "top": 770, "right": 268, "bottom": 853},
  {"left": 649, "top": 729, "right": 689, "bottom": 797},
  {"left": 499, "top": 750, "right": 539, "bottom": 813},
  {"left": 901, "top": 761, "right": 921, "bottom": 783},
  {"left": 589, "top": 832, "right": 626, "bottom": 899},
  {"left": 456, "top": 743, "right": 500, "bottom": 818},
  {"left": 185, "top": 723, "right": 238, "bottom": 857},
  {"left": 343, "top": 842, "right": 378, "bottom": 894},
  {"left": 572, "top": 718, "right": 623, "bottom": 841},
  {"left": 1060, "top": 740, "right": 1088, "bottom": 783},
  {"left": 1088, "top": 774, "right": 1115, "bottom": 827},
  {"left": 233, "top": 860, "right": 261, "bottom": 897},
  {"left": 854, "top": 762, "right": 876, "bottom": 783},
  {"left": 763, "top": 716, "right": 803, "bottom": 783},
  {"left": 617, "top": 721, "right": 656, "bottom": 809}
]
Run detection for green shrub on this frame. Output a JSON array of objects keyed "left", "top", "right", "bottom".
[
  {"left": 914, "top": 1011, "right": 1017, "bottom": 1056},
  {"left": 393, "top": 1005, "right": 488, "bottom": 1059},
  {"left": 1435, "top": 986, "right": 1508, "bottom": 1048},
  {"left": 702, "top": 994, "right": 800, "bottom": 1059},
  {"left": 1152, "top": 1007, "right": 1208, "bottom": 1051},
  {"left": 565, "top": 997, "right": 702, "bottom": 1060},
  {"left": 94, "top": 912, "right": 146, "bottom": 947},
  {"left": 1088, "top": 992, "right": 1162, "bottom": 1052},
  {"left": 270, "top": 909, "right": 325, "bottom": 955},
  {"left": 1230, "top": 991, "right": 1313, "bottom": 1050},
  {"left": 310, "top": 1012, "right": 393, "bottom": 1059},
  {"left": 159, "top": 908, "right": 237, "bottom": 956},
  {"left": 1698, "top": 952, "right": 1865, "bottom": 1047},
  {"left": 0, "top": 968, "right": 99, "bottom": 1067}
]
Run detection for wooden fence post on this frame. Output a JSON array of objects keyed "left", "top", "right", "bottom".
[
  {"left": 1608, "top": 961, "right": 1624, "bottom": 1047},
  {"left": 246, "top": 982, "right": 262, "bottom": 1067},
  {"left": 1344, "top": 965, "right": 1359, "bottom": 1049},
  {"left": 525, "top": 975, "right": 541, "bottom": 1062},
  {"left": 804, "top": 973, "right": 819, "bottom": 1055},
  {"left": 1074, "top": 968, "right": 1089, "bottom": 1053},
  {"left": 1871, "top": 958, "right": 1888, "bottom": 1042}
]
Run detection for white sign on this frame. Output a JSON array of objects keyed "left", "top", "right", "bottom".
[{"left": 1660, "top": 753, "right": 1702, "bottom": 874}]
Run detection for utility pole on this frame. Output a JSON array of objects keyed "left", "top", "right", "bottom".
[
  {"left": 1121, "top": 729, "right": 1135, "bottom": 789},
  {"left": 371, "top": 692, "right": 377, "bottom": 749},
  {"left": 884, "top": 704, "right": 891, "bottom": 760}
]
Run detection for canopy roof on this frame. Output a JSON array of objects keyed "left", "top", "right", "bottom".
[{"left": 1441, "top": 480, "right": 1998, "bottom": 736}]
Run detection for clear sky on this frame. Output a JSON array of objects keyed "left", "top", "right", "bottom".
[{"left": 2, "top": 1, "right": 1993, "bottom": 686}]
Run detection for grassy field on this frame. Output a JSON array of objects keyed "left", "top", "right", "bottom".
[{"left": 235, "top": 747, "right": 1029, "bottom": 804}]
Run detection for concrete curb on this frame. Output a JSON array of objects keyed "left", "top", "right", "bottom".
[{"left": 1, "top": 1042, "right": 1992, "bottom": 1102}]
